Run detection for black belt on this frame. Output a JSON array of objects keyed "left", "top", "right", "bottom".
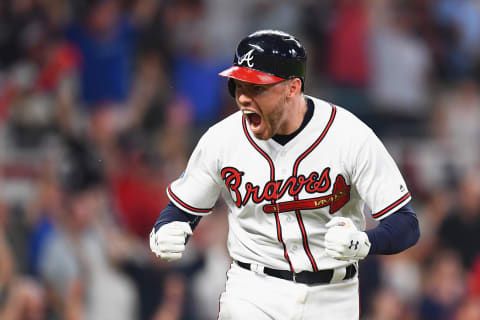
[{"left": 235, "top": 261, "right": 356, "bottom": 285}]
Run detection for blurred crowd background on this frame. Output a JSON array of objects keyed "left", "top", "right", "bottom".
[{"left": 1, "top": 0, "right": 480, "bottom": 319}]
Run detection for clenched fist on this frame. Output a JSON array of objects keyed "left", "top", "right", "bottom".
[
  {"left": 149, "top": 221, "right": 192, "bottom": 261},
  {"left": 324, "top": 217, "right": 371, "bottom": 261}
]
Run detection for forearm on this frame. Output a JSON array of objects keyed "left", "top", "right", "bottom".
[
  {"left": 366, "top": 204, "right": 420, "bottom": 255},
  {"left": 154, "top": 202, "right": 202, "bottom": 232}
]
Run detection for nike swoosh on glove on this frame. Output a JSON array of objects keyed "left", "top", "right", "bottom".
[
  {"left": 324, "top": 217, "right": 371, "bottom": 261},
  {"left": 149, "top": 221, "right": 193, "bottom": 261}
]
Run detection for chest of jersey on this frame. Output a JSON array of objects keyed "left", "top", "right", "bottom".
[{"left": 219, "top": 130, "right": 352, "bottom": 218}]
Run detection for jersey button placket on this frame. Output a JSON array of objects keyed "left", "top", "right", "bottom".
[{"left": 277, "top": 150, "right": 288, "bottom": 175}]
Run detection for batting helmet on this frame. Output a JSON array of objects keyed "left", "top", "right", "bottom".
[{"left": 219, "top": 30, "right": 306, "bottom": 97}]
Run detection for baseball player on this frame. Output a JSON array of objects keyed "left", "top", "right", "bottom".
[{"left": 150, "top": 30, "right": 420, "bottom": 319}]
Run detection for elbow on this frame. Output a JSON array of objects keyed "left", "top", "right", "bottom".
[
  {"left": 403, "top": 215, "right": 420, "bottom": 251},
  {"left": 410, "top": 218, "right": 420, "bottom": 248},
  {"left": 392, "top": 215, "right": 420, "bottom": 254}
]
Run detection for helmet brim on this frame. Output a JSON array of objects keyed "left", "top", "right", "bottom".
[{"left": 218, "top": 66, "right": 285, "bottom": 84}]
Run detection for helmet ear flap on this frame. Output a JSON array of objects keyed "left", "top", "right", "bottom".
[{"left": 228, "top": 78, "right": 236, "bottom": 97}]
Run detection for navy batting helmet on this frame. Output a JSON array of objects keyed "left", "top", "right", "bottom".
[{"left": 219, "top": 30, "right": 307, "bottom": 97}]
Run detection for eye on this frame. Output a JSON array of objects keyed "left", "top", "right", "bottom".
[{"left": 252, "top": 85, "right": 265, "bottom": 92}]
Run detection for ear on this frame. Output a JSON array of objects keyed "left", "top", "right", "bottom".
[{"left": 286, "top": 78, "right": 302, "bottom": 97}]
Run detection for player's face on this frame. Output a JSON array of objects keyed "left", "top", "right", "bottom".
[{"left": 235, "top": 80, "right": 291, "bottom": 140}]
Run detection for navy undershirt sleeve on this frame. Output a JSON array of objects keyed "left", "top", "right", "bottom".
[
  {"left": 366, "top": 203, "right": 420, "bottom": 255},
  {"left": 154, "top": 202, "right": 202, "bottom": 232}
]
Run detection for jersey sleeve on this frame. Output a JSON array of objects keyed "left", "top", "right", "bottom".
[
  {"left": 167, "top": 130, "right": 221, "bottom": 215},
  {"left": 351, "top": 130, "right": 411, "bottom": 220}
]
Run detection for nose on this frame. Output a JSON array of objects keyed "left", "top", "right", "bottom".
[{"left": 236, "top": 88, "right": 252, "bottom": 106}]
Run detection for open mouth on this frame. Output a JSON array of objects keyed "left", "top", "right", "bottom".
[{"left": 243, "top": 110, "right": 262, "bottom": 129}]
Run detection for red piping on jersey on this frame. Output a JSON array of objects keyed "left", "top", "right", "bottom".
[
  {"left": 372, "top": 192, "right": 411, "bottom": 219},
  {"left": 242, "top": 116, "right": 295, "bottom": 272},
  {"left": 291, "top": 104, "right": 337, "bottom": 272},
  {"left": 167, "top": 185, "right": 213, "bottom": 213}
]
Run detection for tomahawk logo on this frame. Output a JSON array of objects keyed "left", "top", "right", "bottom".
[{"left": 237, "top": 49, "right": 255, "bottom": 67}]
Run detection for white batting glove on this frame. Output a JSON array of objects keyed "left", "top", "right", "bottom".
[
  {"left": 149, "top": 221, "right": 193, "bottom": 261},
  {"left": 324, "top": 217, "right": 371, "bottom": 261}
]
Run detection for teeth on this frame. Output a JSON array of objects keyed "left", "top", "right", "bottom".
[{"left": 242, "top": 110, "right": 254, "bottom": 115}]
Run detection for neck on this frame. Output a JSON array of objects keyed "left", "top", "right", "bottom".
[{"left": 279, "top": 95, "right": 307, "bottom": 135}]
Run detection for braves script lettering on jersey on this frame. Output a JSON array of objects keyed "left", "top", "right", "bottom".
[{"left": 168, "top": 97, "right": 411, "bottom": 273}]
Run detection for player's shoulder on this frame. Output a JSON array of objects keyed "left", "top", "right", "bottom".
[
  {"left": 309, "top": 96, "right": 373, "bottom": 139},
  {"left": 199, "top": 111, "right": 244, "bottom": 145},
  {"left": 209, "top": 110, "right": 243, "bottom": 134}
]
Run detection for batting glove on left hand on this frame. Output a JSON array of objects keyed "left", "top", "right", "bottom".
[
  {"left": 324, "top": 217, "right": 371, "bottom": 261},
  {"left": 149, "top": 221, "right": 192, "bottom": 261}
]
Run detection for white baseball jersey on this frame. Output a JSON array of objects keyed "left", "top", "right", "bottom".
[{"left": 168, "top": 96, "right": 411, "bottom": 273}]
